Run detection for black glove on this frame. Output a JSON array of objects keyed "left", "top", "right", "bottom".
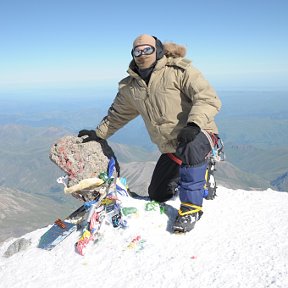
[
  {"left": 78, "top": 129, "right": 120, "bottom": 176},
  {"left": 177, "top": 123, "right": 201, "bottom": 144},
  {"left": 78, "top": 129, "right": 102, "bottom": 143}
]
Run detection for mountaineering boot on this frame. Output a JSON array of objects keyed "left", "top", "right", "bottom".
[{"left": 173, "top": 202, "right": 203, "bottom": 233}]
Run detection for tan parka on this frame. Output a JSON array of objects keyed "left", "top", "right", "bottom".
[{"left": 96, "top": 43, "right": 221, "bottom": 154}]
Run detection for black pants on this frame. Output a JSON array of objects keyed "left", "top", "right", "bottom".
[
  {"left": 148, "top": 131, "right": 212, "bottom": 202},
  {"left": 148, "top": 153, "right": 179, "bottom": 202}
]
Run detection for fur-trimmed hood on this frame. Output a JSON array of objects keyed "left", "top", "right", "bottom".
[{"left": 163, "top": 42, "right": 186, "bottom": 58}]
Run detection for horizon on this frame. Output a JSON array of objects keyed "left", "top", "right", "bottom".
[{"left": 0, "top": 86, "right": 288, "bottom": 102}]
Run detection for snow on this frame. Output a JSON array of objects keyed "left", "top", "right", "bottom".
[{"left": 0, "top": 186, "right": 288, "bottom": 288}]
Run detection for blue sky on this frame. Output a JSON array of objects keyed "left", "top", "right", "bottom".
[{"left": 0, "top": 0, "right": 288, "bottom": 93}]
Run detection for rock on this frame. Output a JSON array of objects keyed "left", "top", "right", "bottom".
[
  {"left": 49, "top": 136, "right": 110, "bottom": 187},
  {"left": 3, "top": 238, "right": 32, "bottom": 257}
]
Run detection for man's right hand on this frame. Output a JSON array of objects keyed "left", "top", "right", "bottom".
[
  {"left": 78, "top": 129, "right": 120, "bottom": 176},
  {"left": 78, "top": 129, "right": 102, "bottom": 143}
]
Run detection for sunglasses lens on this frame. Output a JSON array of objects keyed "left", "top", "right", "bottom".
[
  {"left": 133, "top": 46, "right": 155, "bottom": 57},
  {"left": 143, "top": 46, "right": 154, "bottom": 55},
  {"left": 133, "top": 50, "right": 142, "bottom": 57}
]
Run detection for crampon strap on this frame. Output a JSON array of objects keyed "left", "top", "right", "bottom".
[{"left": 178, "top": 202, "right": 202, "bottom": 216}]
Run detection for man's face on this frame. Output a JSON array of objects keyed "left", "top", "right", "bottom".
[
  {"left": 133, "top": 44, "right": 156, "bottom": 69},
  {"left": 132, "top": 34, "right": 157, "bottom": 70}
]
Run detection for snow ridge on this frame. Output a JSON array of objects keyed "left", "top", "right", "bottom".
[{"left": 0, "top": 187, "right": 287, "bottom": 288}]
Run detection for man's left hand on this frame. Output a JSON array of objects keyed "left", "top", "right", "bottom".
[{"left": 177, "top": 123, "right": 200, "bottom": 144}]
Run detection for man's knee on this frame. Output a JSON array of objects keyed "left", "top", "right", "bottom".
[{"left": 176, "top": 132, "right": 211, "bottom": 166}]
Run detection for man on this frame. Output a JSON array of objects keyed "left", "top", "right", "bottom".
[{"left": 79, "top": 34, "right": 221, "bottom": 233}]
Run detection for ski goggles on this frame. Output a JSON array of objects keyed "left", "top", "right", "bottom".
[{"left": 132, "top": 45, "right": 155, "bottom": 57}]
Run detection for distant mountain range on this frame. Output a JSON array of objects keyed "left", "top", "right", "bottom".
[{"left": 0, "top": 124, "right": 282, "bottom": 196}]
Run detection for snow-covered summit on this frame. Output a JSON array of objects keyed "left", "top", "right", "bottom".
[{"left": 0, "top": 187, "right": 287, "bottom": 288}]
